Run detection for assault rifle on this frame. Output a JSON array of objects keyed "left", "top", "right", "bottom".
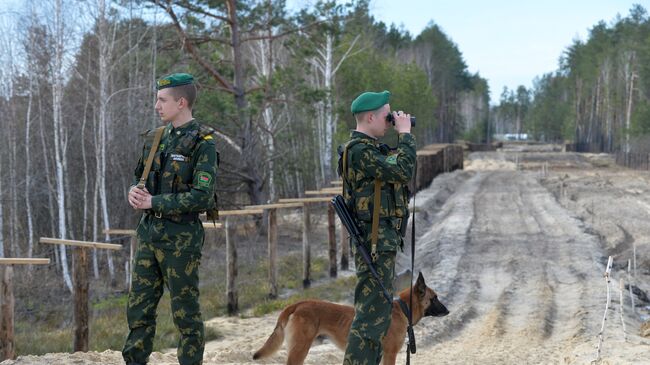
[{"left": 330, "top": 194, "right": 416, "bottom": 354}]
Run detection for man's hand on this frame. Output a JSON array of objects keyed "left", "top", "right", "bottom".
[
  {"left": 392, "top": 110, "right": 412, "bottom": 134},
  {"left": 128, "top": 186, "right": 153, "bottom": 210}
]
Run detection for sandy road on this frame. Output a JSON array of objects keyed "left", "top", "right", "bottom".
[
  {"left": 4, "top": 150, "right": 650, "bottom": 364},
  {"left": 394, "top": 152, "right": 649, "bottom": 364}
]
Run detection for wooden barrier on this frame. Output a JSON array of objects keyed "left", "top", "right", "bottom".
[
  {"left": 277, "top": 197, "right": 341, "bottom": 281},
  {"left": 412, "top": 144, "right": 464, "bottom": 192},
  {"left": 40, "top": 238, "right": 121, "bottom": 352},
  {"left": 110, "top": 198, "right": 344, "bottom": 312},
  {"left": 246, "top": 202, "right": 317, "bottom": 295},
  {"left": 0, "top": 258, "right": 50, "bottom": 361},
  {"left": 104, "top": 229, "right": 137, "bottom": 290},
  {"left": 304, "top": 189, "right": 338, "bottom": 196},
  {"left": 110, "top": 209, "right": 265, "bottom": 315},
  {"left": 615, "top": 151, "right": 650, "bottom": 171}
]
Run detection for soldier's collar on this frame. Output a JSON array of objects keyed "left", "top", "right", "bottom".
[
  {"left": 351, "top": 130, "right": 377, "bottom": 144},
  {"left": 170, "top": 119, "right": 198, "bottom": 134}
]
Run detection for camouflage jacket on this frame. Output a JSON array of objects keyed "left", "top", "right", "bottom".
[
  {"left": 338, "top": 131, "right": 416, "bottom": 251},
  {"left": 133, "top": 119, "right": 219, "bottom": 220}
]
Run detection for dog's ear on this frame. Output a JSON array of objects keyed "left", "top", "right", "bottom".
[{"left": 415, "top": 272, "right": 426, "bottom": 297}]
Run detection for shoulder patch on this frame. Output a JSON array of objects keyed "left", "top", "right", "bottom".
[
  {"left": 197, "top": 171, "right": 213, "bottom": 188},
  {"left": 385, "top": 155, "right": 398, "bottom": 165}
]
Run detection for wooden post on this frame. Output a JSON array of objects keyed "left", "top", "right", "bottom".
[
  {"left": 595, "top": 256, "right": 614, "bottom": 362},
  {"left": 0, "top": 266, "right": 15, "bottom": 360},
  {"left": 628, "top": 259, "right": 636, "bottom": 314},
  {"left": 302, "top": 203, "right": 311, "bottom": 288},
  {"left": 73, "top": 247, "right": 89, "bottom": 352},
  {"left": 328, "top": 204, "right": 337, "bottom": 278},
  {"left": 340, "top": 221, "right": 350, "bottom": 271},
  {"left": 226, "top": 217, "right": 238, "bottom": 314},
  {"left": 0, "top": 259, "right": 48, "bottom": 360},
  {"left": 40, "top": 238, "right": 120, "bottom": 352},
  {"left": 268, "top": 208, "right": 278, "bottom": 298}
]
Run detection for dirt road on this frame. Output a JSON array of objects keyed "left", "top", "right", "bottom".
[{"left": 4, "top": 148, "right": 650, "bottom": 364}]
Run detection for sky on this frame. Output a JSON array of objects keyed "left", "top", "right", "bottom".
[{"left": 290, "top": 0, "right": 643, "bottom": 102}]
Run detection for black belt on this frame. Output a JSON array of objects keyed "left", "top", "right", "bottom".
[{"left": 146, "top": 210, "right": 199, "bottom": 223}]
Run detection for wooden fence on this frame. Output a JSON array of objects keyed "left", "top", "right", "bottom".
[
  {"left": 411, "top": 143, "right": 464, "bottom": 192},
  {"left": 615, "top": 151, "right": 650, "bottom": 171},
  {"left": 4, "top": 142, "right": 466, "bottom": 360}
]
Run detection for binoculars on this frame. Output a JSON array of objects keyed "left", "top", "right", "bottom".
[{"left": 386, "top": 113, "right": 416, "bottom": 127}]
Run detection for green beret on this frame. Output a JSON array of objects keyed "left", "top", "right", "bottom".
[
  {"left": 156, "top": 73, "right": 194, "bottom": 90},
  {"left": 351, "top": 90, "right": 391, "bottom": 114}
]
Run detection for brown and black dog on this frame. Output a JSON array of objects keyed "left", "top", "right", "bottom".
[{"left": 253, "top": 272, "right": 449, "bottom": 365}]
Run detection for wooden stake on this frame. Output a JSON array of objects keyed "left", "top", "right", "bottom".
[
  {"left": 73, "top": 247, "right": 89, "bottom": 352},
  {"left": 226, "top": 217, "right": 238, "bottom": 314},
  {"left": 619, "top": 278, "right": 627, "bottom": 342},
  {"left": 328, "top": 204, "right": 337, "bottom": 278},
  {"left": 0, "top": 266, "right": 14, "bottom": 360},
  {"left": 627, "top": 259, "right": 635, "bottom": 315},
  {"left": 268, "top": 208, "right": 278, "bottom": 299},
  {"left": 302, "top": 203, "right": 311, "bottom": 288},
  {"left": 633, "top": 240, "right": 637, "bottom": 279},
  {"left": 594, "top": 256, "right": 613, "bottom": 362}
]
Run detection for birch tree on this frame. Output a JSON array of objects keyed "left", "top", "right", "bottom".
[{"left": 50, "top": 0, "right": 73, "bottom": 292}]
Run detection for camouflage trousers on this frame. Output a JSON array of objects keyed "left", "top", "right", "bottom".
[
  {"left": 343, "top": 249, "right": 396, "bottom": 365},
  {"left": 122, "top": 239, "right": 204, "bottom": 365}
]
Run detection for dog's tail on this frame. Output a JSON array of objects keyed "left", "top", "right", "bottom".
[{"left": 252, "top": 302, "right": 300, "bottom": 360}]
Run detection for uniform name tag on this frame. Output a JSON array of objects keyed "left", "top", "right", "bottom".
[{"left": 170, "top": 154, "right": 187, "bottom": 162}]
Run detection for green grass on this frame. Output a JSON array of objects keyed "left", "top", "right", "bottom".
[{"left": 15, "top": 250, "right": 356, "bottom": 356}]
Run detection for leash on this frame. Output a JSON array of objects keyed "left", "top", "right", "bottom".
[{"left": 405, "top": 158, "right": 417, "bottom": 365}]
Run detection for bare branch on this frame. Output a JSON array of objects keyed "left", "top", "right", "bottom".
[
  {"left": 241, "top": 20, "right": 324, "bottom": 43},
  {"left": 212, "top": 129, "right": 242, "bottom": 154},
  {"left": 333, "top": 34, "right": 360, "bottom": 75},
  {"left": 160, "top": 1, "right": 235, "bottom": 93},
  {"left": 166, "top": 0, "right": 231, "bottom": 24}
]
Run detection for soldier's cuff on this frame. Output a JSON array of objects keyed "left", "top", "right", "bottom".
[
  {"left": 151, "top": 195, "right": 166, "bottom": 214},
  {"left": 398, "top": 133, "right": 414, "bottom": 143}
]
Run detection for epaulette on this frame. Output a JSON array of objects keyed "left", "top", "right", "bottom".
[{"left": 198, "top": 124, "right": 217, "bottom": 142}]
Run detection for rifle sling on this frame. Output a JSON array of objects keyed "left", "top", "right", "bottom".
[
  {"left": 137, "top": 126, "right": 165, "bottom": 189},
  {"left": 342, "top": 141, "right": 381, "bottom": 262}
]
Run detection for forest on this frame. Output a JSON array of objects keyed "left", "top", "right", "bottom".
[
  {"left": 0, "top": 0, "right": 648, "bottom": 298},
  {"left": 0, "top": 0, "right": 488, "bottom": 290},
  {"left": 491, "top": 4, "right": 650, "bottom": 154}
]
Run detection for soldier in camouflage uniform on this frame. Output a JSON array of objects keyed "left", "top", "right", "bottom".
[
  {"left": 123, "top": 73, "right": 218, "bottom": 365},
  {"left": 338, "top": 90, "right": 416, "bottom": 365}
]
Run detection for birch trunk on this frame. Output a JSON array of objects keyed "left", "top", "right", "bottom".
[
  {"left": 9, "top": 89, "right": 19, "bottom": 257},
  {"left": 96, "top": 0, "right": 115, "bottom": 283},
  {"left": 309, "top": 34, "right": 357, "bottom": 186},
  {"left": 52, "top": 0, "right": 73, "bottom": 292},
  {"left": 623, "top": 51, "right": 636, "bottom": 160},
  {"left": 25, "top": 74, "right": 35, "bottom": 263}
]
